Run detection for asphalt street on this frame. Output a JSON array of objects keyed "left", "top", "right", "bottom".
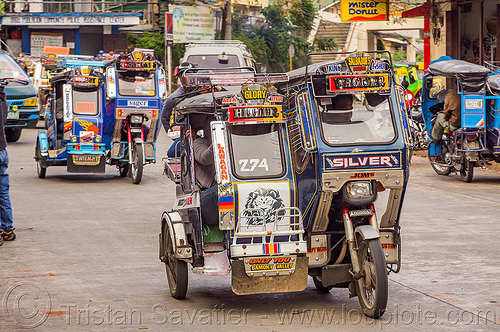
[{"left": 0, "top": 124, "right": 499, "bottom": 331}]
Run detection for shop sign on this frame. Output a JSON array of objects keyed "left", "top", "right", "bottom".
[
  {"left": 340, "top": 0, "right": 388, "bottom": 21},
  {"left": 169, "top": 5, "right": 215, "bottom": 43},
  {"left": 2, "top": 14, "right": 140, "bottom": 26}
]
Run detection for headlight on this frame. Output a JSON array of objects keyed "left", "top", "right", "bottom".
[
  {"left": 70, "top": 135, "right": 78, "bottom": 143},
  {"left": 345, "top": 181, "right": 372, "bottom": 199},
  {"left": 130, "top": 115, "right": 143, "bottom": 124},
  {"left": 342, "top": 181, "right": 377, "bottom": 206},
  {"left": 24, "top": 97, "right": 37, "bottom": 107},
  {"left": 94, "top": 135, "right": 102, "bottom": 143}
]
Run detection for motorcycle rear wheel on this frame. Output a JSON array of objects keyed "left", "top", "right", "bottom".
[
  {"left": 355, "top": 237, "right": 388, "bottom": 318},
  {"left": 460, "top": 159, "right": 474, "bottom": 183},
  {"left": 429, "top": 156, "right": 452, "bottom": 175}
]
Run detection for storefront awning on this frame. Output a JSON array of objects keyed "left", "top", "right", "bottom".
[{"left": 401, "top": 3, "right": 429, "bottom": 18}]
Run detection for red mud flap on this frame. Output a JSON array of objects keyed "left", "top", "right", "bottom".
[{"left": 231, "top": 256, "right": 308, "bottom": 295}]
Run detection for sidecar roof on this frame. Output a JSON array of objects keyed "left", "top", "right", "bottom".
[
  {"left": 487, "top": 74, "right": 500, "bottom": 95},
  {"left": 428, "top": 57, "right": 490, "bottom": 94}
]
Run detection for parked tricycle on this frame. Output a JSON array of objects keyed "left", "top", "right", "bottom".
[{"left": 421, "top": 56, "right": 494, "bottom": 182}]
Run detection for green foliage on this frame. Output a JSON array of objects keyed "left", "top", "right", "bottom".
[
  {"left": 134, "top": 31, "right": 165, "bottom": 62},
  {"left": 416, "top": 53, "right": 424, "bottom": 62},
  {"left": 289, "top": 0, "right": 316, "bottom": 38},
  {"left": 392, "top": 49, "right": 407, "bottom": 62},
  {"left": 232, "top": 0, "right": 316, "bottom": 72},
  {"left": 313, "top": 36, "right": 338, "bottom": 52}
]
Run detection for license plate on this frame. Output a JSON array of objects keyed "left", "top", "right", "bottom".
[
  {"left": 72, "top": 155, "right": 101, "bottom": 165},
  {"left": 465, "top": 99, "right": 482, "bottom": 109},
  {"left": 243, "top": 255, "right": 296, "bottom": 276},
  {"left": 7, "top": 110, "right": 19, "bottom": 119}
]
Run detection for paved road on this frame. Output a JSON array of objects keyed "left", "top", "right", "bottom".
[{"left": 1, "top": 125, "right": 499, "bottom": 331}]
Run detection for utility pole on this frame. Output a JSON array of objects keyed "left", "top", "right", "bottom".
[{"left": 221, "top": 0, "right": 232, "bottom": 40}]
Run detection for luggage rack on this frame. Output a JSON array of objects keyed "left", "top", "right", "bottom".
[{"left": 230, "top": 207, "right": 307, "bottom": 257}]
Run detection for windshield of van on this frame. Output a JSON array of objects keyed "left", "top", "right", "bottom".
[
  {"left": 73, "top": 88, "right": 99, "bottom": 115},
  {"left": 187, "top": 55, "right": 240, "bottom": 68},
  {"left": 117, "top": 71, "right": 156, "bottom": 96},
  {"left": 318, "top": 94, "right": 396, "bottom": 145},
  {"left": 0, "top": 54, "right": 31, "bottom": 81},
  {"left": 229, "top": 123, "right": 284, "bottom": 179}
]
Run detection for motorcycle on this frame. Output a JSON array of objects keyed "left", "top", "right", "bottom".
[
  {"left": 421, "top": 56, "right": 494, "bottom": 183},
  {"left": 274, "top": 51, "right": 412, "bottom": 318},
  {"left": 104, "top": 51, "right": 166, "bottom": 184}
]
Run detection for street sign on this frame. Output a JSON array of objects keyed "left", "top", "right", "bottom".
[
  {"left": 165, "top": 13, "right": 173, "bottom": 46},
  {"left": 288, "top": 44, "right": 295, "bottom": 58}
]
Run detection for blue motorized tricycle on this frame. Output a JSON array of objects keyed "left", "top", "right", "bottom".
[
  {"left": 104, "top": 51, "right": 166, "bottom": 183},
  {"left": 421, "top": 56, "right": 493, "bottom": 182},
  {"left": 35, "top": 59, "right": 109, "bottom": 178}
]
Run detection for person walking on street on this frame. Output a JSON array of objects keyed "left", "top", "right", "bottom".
[{"left": 0, "top": 85, "right": 15, "bottom": 246}]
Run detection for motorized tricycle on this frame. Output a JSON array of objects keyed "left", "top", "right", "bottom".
[
  {"left": 160, "top": 68, "right": 314, "bottom": 304},
  {"left": 421, "top": 56, "right": 494, "bottom": 182},
  {"left": 104, "top": 50, "right": 166, "bottom": 184},
  {"left": 35, "top": 59, "right": 109, "bottom": 178},
  {"left": 272, "top": 51, "right": 412, "bottom": 318},
  {"left": 159, "top": 52, "right": 411, "bottom": 318}
]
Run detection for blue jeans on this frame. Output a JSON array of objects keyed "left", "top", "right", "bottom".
[
  {"left": 167, "top": 138, "right": 181, "bottom": 158},
  {"left": 0, "top": 149, "right": 14, "bottom": 231}
]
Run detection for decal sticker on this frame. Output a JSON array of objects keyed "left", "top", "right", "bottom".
[
  {"left": 241, "top": 84, "right": 267, "bottom": 102},
  {"left": 324, "top": 152, "right": 401, "bottom": 170},
  {"left": 229, "top": 105, "right": 282, "bottom": 122},
  {"left": 218, "top": 182, "right": 233, "bottom": 194},
  {"left": 63, "top": 122, "right": 72, "bottom": 132},
  {"left": 237, "top": 182, "right": 290, "bottom": 230},
  {"left": 329, "top": 74, "right": 389, "bottom": 92},
  {"left": 222, "top": 97, "right": 238, "bottom": 104},
  {"left": 80, "top": 131, "right": 94, "bottom": 143},
  {"left": 218, "top": 196, "right": 234, "bottom": 211},
  {"left": 218, "top": 143, "right": 229, "bottom": 181},
  {"left": 75, "top": 117, "right": 99, "bottom": 135},
  {"left": 263, "top": 243, "right": 281, "bottom": 255}
]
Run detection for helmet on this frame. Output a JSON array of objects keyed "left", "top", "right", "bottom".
[
  {"left": 429, "top": 80, "right": 445, "bottom": 99},
  {"left": 175, "top": 62, "right": 194, "bottom": 77}
]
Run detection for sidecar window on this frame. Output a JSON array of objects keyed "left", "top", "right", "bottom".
[
  {"left": 117, "top": 70, "right": 156, "bottom": 97},
  {"left": 228, "top": 123, "right": 285, "bottom": 179},
  {"left": 72, "top": 87, "right": 99, "bottom": 115},
  {"left": 318, "top": 94, "right": 396, "bottom": 145}
]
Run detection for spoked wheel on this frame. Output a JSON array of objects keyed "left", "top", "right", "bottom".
[
  {"left": 35, "top": 140, "right": 46, "bottom": 179},
  {"left": 162, "top": 221, "right": 188, "bottom": 299},
  {"left": 119, "top": 164, "right": 129, "bottom": 177},
  {"left": 460, "top": 158, "right": 475, "bottom": 183},
  {"left": 429, "top": 157, "right": 452, "bottom": 175},
  {"left": 131, "top": 142, "right": 144, "bottom": 184},
  {"left": 312, "top": 275, "right": 333, "bottom": 293},
  {"left": 355, "top": 237, "right": 388, "bottom": 318}
]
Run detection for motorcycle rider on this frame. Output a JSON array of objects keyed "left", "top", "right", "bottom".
[{"left": 430, "top": 90, "right": 461, "bottom": 143}]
